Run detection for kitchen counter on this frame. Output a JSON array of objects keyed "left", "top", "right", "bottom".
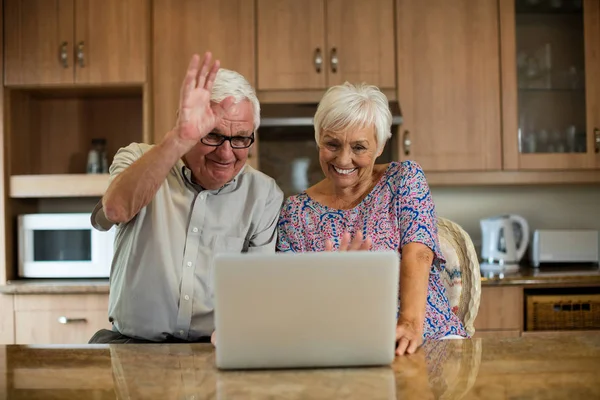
[
  {"left": 0, "top": 279, "right": 109, "bottom": 294},
  {"left": 481, "top": 264, "right": 600, "bottom": 287},
  {"left": 1, "top": 333, "right": 599, "bottom": 399},
  {"left": 1, "top": 265, "right": 598, "bottom": 294}
]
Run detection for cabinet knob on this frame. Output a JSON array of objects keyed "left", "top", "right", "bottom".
[
  {"left": 59, "top": 42, "right": 69, "bottom": 68},
  {"left": 403, "top": 130, "right": 411, "bottom": 156},
  {"left": 330, "top": 48, "right": 338, "bottom": 73},
  {"left": 58, "top": 316, "right": 87, "bottom": 324},
  {"left": 314, "top": 48, "right": 323, "bottom": 73},
  {"left": 595, "top": 128, "right": 599, "bottom": 153},
  {"left": 76, "top": 42, "right": 85, "bottom": 67}
]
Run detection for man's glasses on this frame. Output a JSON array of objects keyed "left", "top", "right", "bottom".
[{"left": 200, "top": 132, "right": 255, "bottom": 149}]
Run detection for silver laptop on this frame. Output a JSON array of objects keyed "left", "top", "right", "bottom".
[{"left": 213, "top": 251, "right": 400, "bottom": 370}]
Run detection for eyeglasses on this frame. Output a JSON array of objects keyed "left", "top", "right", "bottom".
[{"left": 200, "top": 132, "right": 255, "bottom": 149}]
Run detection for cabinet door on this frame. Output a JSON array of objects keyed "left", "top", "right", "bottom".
[
  {"left": 15, "top": 310, "right": 111, "bottom": 344},
  {"left": 501, "top": 0, "right": 600, "bottom": 170},
  {"left": 396, "top": 0, "right": 502, "bottom": 171},
  {"left": 474, "top": 286, "right": 523, "bottom": 332},
  {"left": 257, "top": 0, "right": 326, "bottom": 90},
  {"left": 152, "top": 0, "right": 256, "bottom": 143},
  {"left": 74, "top": 0, "right": 148, "bottom": 84},
  {"left": 4, "top": 0, "right": 74, "bottom": 86},
  {"left": 13, "top": 294, "right": 110, "bottom": 345},
  {"left": 326, "top": 0, "right": 395, "bottom": 89}
]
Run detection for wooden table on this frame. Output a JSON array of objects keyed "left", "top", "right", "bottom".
[{"left": 1, "top": 333, "right": 599, "bottom": 399}]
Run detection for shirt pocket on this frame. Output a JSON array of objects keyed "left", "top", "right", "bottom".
[
  {"left": 213, "top": 235, "right": 247, "bottom": 254},
  {"left": 208, "top": 235, "right": 247, "bottom": 294}
]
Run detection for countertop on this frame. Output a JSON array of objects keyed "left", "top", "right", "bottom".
[
  {"left": 0, "top": 279, "right": 109, "bottom": 294},
  {"left": 480, "top": 264, "right": 600, "bottom": 286},
  {"left": 1, "top": 333, "right": 599, "bottom": 399},
  {"left": 1, "top": 265, "right": 598, "bottom": 294}
]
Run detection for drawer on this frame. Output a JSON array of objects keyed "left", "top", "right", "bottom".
[{"left": 14, "top": 294, "right": 111, "bottom": 344}]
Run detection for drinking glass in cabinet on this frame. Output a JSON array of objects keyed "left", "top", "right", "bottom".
[{"left": 515, "top": 0, "right": 587, "bottom": 154}]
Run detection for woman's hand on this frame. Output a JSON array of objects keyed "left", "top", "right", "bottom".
[
  {"left": 211, "top": 331, "right": 216, "bottom": 347},
  {"left": 395, "top": 318, "right": 423, "bottom": 356},
  {"left": 324, "top": 231, "right": 372, "bottom": 251},
  {"left": 173, "top": 52, "right": 235, "bottom": 151}
]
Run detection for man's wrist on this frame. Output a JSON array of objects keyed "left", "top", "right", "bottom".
[{"left": 161, "top": 129, "right": 195, "bottom": 159}]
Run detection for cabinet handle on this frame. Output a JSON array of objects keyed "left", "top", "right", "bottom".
[
  {"left": 59, "top": 42, "right": 68, "bottom": 68},
  {"left": 314, "top": 48, "right": 323, "bottom": 73},
  {"left": 76, "top": 41, "right": 85, "bottom": 67},
  {"left": 330, "top": 48, "right": 338, "bottom": 73},
  {"left": 595, "top": 128, "right": 599, "bottom": 153},
  {"left": 58, "top": 316, "right": 87, "bottom": 324},
  {"left": 402, "top": 130, "right": 411, "bottom": 155}
]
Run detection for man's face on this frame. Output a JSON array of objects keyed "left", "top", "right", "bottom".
[{"left": 183, "top": 100, "right": 254, "bottom": 190}]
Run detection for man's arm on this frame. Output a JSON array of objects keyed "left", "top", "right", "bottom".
[
  {"left": 101, "top": 134, "right": 189, "bottom": 224},
  {"left": 247, "top": 181, "right": 284, "bottom": 253}
]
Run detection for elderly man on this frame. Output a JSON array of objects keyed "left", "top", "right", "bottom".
[{"left": 88, "top": 52, "right": 283, "bottom": 344}]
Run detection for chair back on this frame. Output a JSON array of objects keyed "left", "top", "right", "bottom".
[{"left": 437, "top": 217, "right": 481, "bottom": 336}]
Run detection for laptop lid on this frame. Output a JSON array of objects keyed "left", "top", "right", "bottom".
[{"left": 213, "top": 251, "right": 400, "bottom": 370}]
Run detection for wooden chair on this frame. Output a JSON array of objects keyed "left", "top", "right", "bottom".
[{"left": 437, "top": 217, "right": 482, "bottom": 336}]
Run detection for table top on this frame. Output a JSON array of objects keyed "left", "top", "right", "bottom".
[{"left": 1, "top": 333, "right": 599, "bottom": 399}]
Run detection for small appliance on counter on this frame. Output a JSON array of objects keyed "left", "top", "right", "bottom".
[
  {"left": 480, "top": 214, "right": 530, "bottom": 275},
  {"left": 18, "top": 213, "right": 115, "bottom": 278},
  {"left": 531, "top": 229, "right": 599, "bottom": 267}
]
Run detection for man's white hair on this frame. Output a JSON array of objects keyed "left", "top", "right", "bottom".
[
  {"left": 211, "top": 68, "right": 261, "bottom": 131},
  {"left": 314, "top": 82, "right": 392, "bottom": 152}
]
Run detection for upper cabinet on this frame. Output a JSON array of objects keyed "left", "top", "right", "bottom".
[
  {"left": 4, "top": 0, "right": 148, "bottom": 86},
  {"left": 500, "top": 0, "right": 600, "bottom": 170},
  {"left": 395, "top": 0, "right": 503, "bottom": 172},
  {"left": 257, "top": 0, "right": 395, "bottom": 91},
  {"left": 152, "top": 0, "right": 256, "bottom": 143}
]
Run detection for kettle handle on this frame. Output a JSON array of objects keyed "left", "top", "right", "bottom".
[{"left": 509, "top": 215, "right": 529, "bottom": 261}]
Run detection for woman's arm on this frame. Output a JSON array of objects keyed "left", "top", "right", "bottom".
[
  {"left": 396, "top": 242, "right": 433, "bottom": 355},
  {"left": 396, "top": 160, "right": 443, "bottom": 356}
]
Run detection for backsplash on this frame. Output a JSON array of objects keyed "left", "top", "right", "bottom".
[
  {"left": 37, "top": 166, "right": 600, "bottom": 262},
  {"left": 431, "top": 184, "right": 600, "bottom": 257}
]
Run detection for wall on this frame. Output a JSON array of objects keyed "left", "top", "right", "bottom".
[
  {"left": 38, "top": 184, "right": 600, "bottom": 258},
  {"left": 431, "top": 184, "right": 600, "bottom": 254}
]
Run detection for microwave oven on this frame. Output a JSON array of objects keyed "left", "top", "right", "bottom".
[{"left": 18, "top": 213, "right": 115, "bottom": 278}]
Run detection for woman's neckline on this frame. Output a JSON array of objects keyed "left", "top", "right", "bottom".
[{"left": 302, "top": 162, "right": 396, "bottom": 212}]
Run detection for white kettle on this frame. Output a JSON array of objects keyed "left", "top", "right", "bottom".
[{"left": 480, "top": 214, "right": 530, "bottom": 274}]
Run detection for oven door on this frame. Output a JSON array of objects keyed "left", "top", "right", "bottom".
[{"left": 18, "top": 213, "right": 114, "bottom": 278}]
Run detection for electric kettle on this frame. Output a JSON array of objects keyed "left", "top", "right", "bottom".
[{"left": 480, "top": 214, "right": 530, "bottom": 274}]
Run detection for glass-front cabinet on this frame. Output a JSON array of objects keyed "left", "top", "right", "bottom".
[{"left": 501, "top": 0, "right": 600, "bottom": 170}]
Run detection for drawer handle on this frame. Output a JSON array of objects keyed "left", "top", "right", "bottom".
[{"left": 58, "top": 316, "right": 87, "bottom": 324}]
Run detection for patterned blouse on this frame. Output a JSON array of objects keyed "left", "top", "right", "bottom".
[{"left": 276, "top": 161, "right": 468, "bottom": 340}]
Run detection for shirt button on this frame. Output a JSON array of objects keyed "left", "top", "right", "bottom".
[
  {"left": 179, "top": 330, "right": 184, "bottom": 336},
  {"left": 199, "top": 193, "right": 205, "bottom": 200},
  {"left": 192, "top": 227, "right": 198, "bottom": 233},
  {"left": 184, "top": 295, "right": 190, "bottom": 300},
  {"left": 187, "top": 261, "right": 192, "bottom": 267}
]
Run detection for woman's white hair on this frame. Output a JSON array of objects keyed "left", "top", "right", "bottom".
[
  {"left": 314, "top": 82, "right": 392, "bottom": 152},
  {"left": 211, "top": 68, "right": 261, "bottom": 131}
]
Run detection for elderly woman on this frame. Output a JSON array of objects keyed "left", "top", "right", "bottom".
[{"left": 276, "top": 82, "right": 468, "bottom": 356}]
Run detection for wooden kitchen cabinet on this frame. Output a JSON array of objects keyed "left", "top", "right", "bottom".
[
  {"left": 395, "top": 0, "right": 503, "bottom": 172},
  {"left": 13, "top": 294, "right": 110, "bottom": 344},
  {"left": 500, "top": 0, "right": 600, "bottom": 171},
  {"left": 4, "top": 0, "right": 148, "bottom": 86},
  {"left": 474, "top": 286, "right": 524, "bottom": 337},
  {"left": 257, "top": 0, "right": 395, "bottom": 92},
  {"left": 152, "top": 0, "right": 256, "bottom": 146}
]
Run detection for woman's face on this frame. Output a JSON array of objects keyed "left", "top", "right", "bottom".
[{"left": 318, "top": 125, "right": 381, "bottom": 190}]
